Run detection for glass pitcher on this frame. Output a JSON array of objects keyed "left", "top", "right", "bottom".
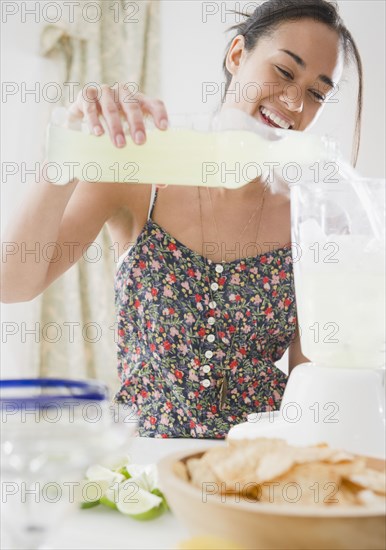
[{"left": 290, "top": 176, "right": 385, "bottom": 369}]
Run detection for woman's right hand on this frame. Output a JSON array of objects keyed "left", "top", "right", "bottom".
[{"left": 66, "top": 83, "right": 169, "bottom": 148}]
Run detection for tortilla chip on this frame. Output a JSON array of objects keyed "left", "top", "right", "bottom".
[
  {"left": 174, "top": 460, "right": 189, "bottom": 482},
  {"left": 356, "top": 490, "right": 386, "bottom": 506},
  {"left": 186, "top": 457, "right": 219, "bottom": 488},
  {"left": 258, "top": 462, "right": 342, "bottom": 506},
  {"left": 184, "top": 437, "right": 386, "bottom": 508},
  {"left": 255, "top": 453, "right": 296, "bottom": 483},
  {"left": 255, "top": 446, "right": 358, "bottom": 484},
  {"left": 208, "top": 439, "right": 288, "bottom": 485},
  {"left": 346, "top": 468, "right": 386, "bottom": 495}
]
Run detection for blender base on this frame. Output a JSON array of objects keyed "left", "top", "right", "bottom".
[{"left": 228, "top": 363, "right": 386, "bottom": 459}]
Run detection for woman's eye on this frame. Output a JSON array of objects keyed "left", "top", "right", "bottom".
[
  {"left": 311, "top": 91, "right": 326, "bottom": 102},
  {"left": 276, "top": 66, "right": 292, "bottom": 79}
]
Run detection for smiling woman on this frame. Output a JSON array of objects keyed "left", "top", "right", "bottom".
[
  {"left": 222, "top": 0, "right": 362, "bottom": 165},
  {"left": 1, "top": 0, "right": 368, "bottom": 439}
]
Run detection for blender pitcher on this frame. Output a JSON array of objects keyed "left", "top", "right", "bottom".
[
  {"left": 290, "top": 176, "right": 385, "bottom": 369},
  {"left": 280, "top": 175, "right": 386, "bottom": 457}
]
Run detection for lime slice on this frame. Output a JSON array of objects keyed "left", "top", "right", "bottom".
[
  {"left": 116, "top": 480, "right": 163, "bottom": 517},
  {"left": 129, "top": 488, "right": 169, "bottom": 520},
  {"left": 80, "top": 500, "right": 100, "bottom": 509},
  {"left": 151, "top": 488, "right": 168, "bottom": 503},
  {"left": 86, "top": 464, "right": 125, "bottom": 484},
  {"left": 117, "top": 466, "right": 131, "bottom": 479},
  {"left": 100, "top": 494, "right": 118, "bottom": 510},
  {"left": 127, "top": 502, "right": 164, "bottom": 521},
  {"left": 101, "top": 454, "right": 132, "bottom": 471},
  {"left": 78, "top": 479, "right": 109, "bottom": 506},
  {"left": 125, "top": 464, "right": 158, "bottom": 492}
]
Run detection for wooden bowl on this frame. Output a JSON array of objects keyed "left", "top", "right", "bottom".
[{"left": 158, "top": 449, "right": 386, "bottom": 550}]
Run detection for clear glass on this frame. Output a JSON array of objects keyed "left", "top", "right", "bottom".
[
  {"left": 290, "top": 177, "right": 386, "bottom": 368},
  {"left": 143, "top": 111, "right": 217, "bottom": 132},
  {"left": 0, "top": 378, "right": 138, "bottom": 550},
  {"left": 48, "top": 106, "right": 338, "bottom": 189}
]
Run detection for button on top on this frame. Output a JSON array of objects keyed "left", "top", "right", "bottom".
[
  {"left": 208, "top": 317, "right": 215, "bottom": 325},
  {"left": 210, "top": 282, "right": 219, "bottom": 291},
  {"left": 207, "top": 334, "right": 215, "bottom": 343},
  {"left": 202, "top": 365, "right": 211, "bottom": 373},
  {"left": 209, "top": 301, "right": 217, "bottom": 309},
  {"left": 215, "top": 264, "right": 224, "bottom": 273},
  {"left": 202, "top": 379, "right": 211, "bottom": 388},
  {"left": 205, "top": 350, "right": 213, "bottom": 359}
]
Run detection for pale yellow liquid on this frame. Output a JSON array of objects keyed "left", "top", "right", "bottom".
[
  {"left": 294, "top": 234, "right": 386, "bottom": 368},
  {"left": 45, "top": 123, "right": 333, "bottom": 187}
]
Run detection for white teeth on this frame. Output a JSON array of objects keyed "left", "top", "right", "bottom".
[{"left": 260, "top": 107, "right": 291, "bottom": 129}]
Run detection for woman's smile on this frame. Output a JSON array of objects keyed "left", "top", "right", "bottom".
[{"left": 257, "top": 105, "right": 295, "bottom": 130}]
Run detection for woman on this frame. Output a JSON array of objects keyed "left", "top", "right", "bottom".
[{"left": 1, "top": 0, "right": 362, "bottom": 438}]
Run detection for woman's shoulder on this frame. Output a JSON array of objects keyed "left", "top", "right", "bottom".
[{"left": 92, "top": 181, "right": 153, "bottom": 221}]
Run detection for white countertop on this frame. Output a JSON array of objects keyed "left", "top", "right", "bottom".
[{"left": 45, "top": 438, "right": 222, "bottom": 550}]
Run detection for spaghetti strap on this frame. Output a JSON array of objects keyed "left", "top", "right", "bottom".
[{"left": 147, "top": 184, "right": 158, "bottom": 220}]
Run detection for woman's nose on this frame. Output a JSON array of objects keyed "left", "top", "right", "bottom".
[{"left": 279, "top": 86, "right": 304, "bottom": 112}]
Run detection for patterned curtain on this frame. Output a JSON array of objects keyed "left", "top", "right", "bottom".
[{"left": 37, "top": 0, "right": 160, "bottom": 394}]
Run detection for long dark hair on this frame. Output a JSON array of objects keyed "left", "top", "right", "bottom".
[{"left": 222, "top": 0, "right": 363, "bottom": 167}]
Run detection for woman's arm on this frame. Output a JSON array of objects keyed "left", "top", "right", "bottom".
[
  {"left": 1, "top": 85, "right": 169, "bottom": 303},
  {"left": 0, "top": 174, "right": 124, "bottom": 303},
  {"left": 288, "top": 325, "right": 310, "bottom": 375}
]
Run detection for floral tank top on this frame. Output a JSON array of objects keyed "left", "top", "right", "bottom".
[{"left": 114, "top": 185, "right": 297, "bottom": 438}]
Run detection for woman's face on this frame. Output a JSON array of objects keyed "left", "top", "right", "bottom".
[{"left": 224, "top": 18, "right": 344, "bottom": 131}]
